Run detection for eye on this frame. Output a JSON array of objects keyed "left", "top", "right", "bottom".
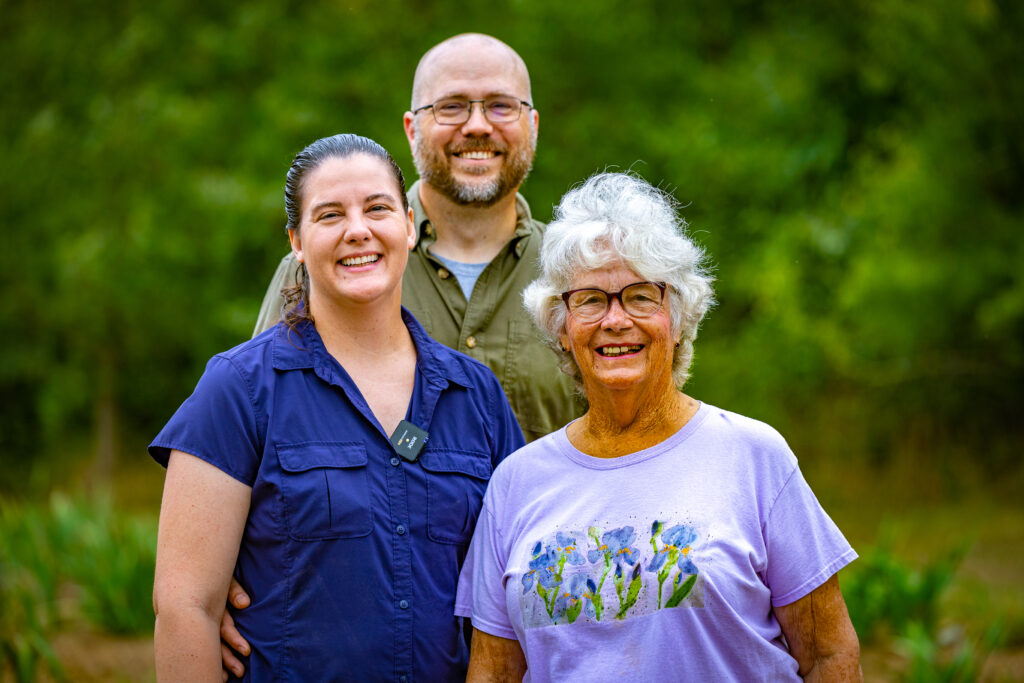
[
  {"left": 436, "top": 100, "right": 467, "bottom": 114},
  {"left": 318, "top": 210, "right": 341, "bottom": 221}
]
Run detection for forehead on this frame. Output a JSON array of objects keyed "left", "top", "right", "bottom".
[
  {"left": 569, "top": 260, "right": 644, "bottom": 290},
  {"left": 302, "top": 154, "right": 400, "bottom": 207},
  {"left": 417, "top": 46, "right": 529, "bottom": 102}
]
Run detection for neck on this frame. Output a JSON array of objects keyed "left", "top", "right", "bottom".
[
  {"left": 417, "top": 182, "right": 520, "bottom": 263},
  {"left": 310, "top": 294, "right": 413, "bottom": 365},
  {"left": 568, "top": 380, "right": 699, "bottom": 458}
]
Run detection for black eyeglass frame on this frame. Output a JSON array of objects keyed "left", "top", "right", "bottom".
[
  {"left": 560, "top": 281, "right": 668, "bottom": 322},
  {"left": 412, "top": 96, "right": 534, "bottom": 125}
]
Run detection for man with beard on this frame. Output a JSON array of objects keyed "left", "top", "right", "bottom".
[{"left": 253, "top": 33, "right": 579, "bottom": 443}]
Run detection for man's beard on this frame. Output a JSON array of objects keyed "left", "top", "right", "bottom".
[{"left": 413, "top": 125, "right": 536, "bottom": 208}]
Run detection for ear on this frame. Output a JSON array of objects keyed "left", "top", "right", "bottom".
[
  {"left": 405, "top": 207, "right": 416, "bottom": 250},
  {"left": 558, "top": 329, "right": 571, "bottom": 355},
  {"left": 531, "top": 107, "right": 540, "bottom": 138},
  {"left": 403, "top": 111, "right": 417, "bottom": 149},
  {"left": 288, "top": 228, "right": 303, "bottom": 263}
]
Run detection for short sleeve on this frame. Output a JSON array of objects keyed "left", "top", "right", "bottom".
[
  {"left": 148, "top": 354, "right": 262, "bottom": 486},
  {"left": 454, "top": 487, "right": 518, "bottom": 640},
  {"left": 764, "top": 466, "right": 857, "bottom": 606}
]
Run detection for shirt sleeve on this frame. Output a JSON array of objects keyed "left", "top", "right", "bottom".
[
  {"left": 148, "top": 354, "right": 262, "bottom": 486},
  {"left": 764, "top": 466, "right": 857, "bottom": 606},
  {"left": 454, "top": 485, "right": 518, "bottom": 640}
]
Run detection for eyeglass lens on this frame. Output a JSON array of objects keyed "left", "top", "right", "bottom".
[
  {"left": 431, "top": 96, "right": 523, "bottom": 124},
  {"left": 566, "top": 283, "right": 664, "bottom": 322}
]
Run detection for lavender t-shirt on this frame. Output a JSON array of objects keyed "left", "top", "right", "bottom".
[{"left": 455, "top": 402, "right": 856, "bottom": 682}]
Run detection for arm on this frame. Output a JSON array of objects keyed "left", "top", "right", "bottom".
[
  {"left": 466, "top": 627, "right": 527, "bottom": 683},
  {"left": 153, "top": 450, "right": 251, "bottom": 682},
  {"left": 773, "top": 573, "right": 862, "bottom": 682}
]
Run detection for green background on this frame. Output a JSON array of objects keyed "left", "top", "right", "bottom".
[{"left": 2, "top": 0, "right": 1021, "bottom": 491}]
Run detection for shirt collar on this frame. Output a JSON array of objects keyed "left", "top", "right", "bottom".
[
  {"left": 270, "top": 312, "right": 473, "bottom": 389},
  {"left": 408, "top": 179, "right": 534, "bottom": 258}
]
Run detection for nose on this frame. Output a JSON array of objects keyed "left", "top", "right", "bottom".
[
  {"left": 343, "top": 215, "right": 372, "bottom": 242},
  {"left": 600, "top": 296, "right": 634, "bottom": 331},
  {"left": 460, "top": 101, "right": 494, "bottom": 136}
]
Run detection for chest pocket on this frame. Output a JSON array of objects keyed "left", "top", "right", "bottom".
[
  {"left": 419, "top": 448, "right": 492, "bottom": 546},
  {"left": 277, "top": 442, "right": 372, "bottom": 541}
]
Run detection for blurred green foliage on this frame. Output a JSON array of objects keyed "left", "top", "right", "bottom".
[
  {"left": 1, "top": 0, "right": 1021, "bottom": 481},
  {"left": 0, "top": 495, "right": 156, "bottom": 679}
]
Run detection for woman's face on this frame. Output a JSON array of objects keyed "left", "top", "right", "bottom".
[
  {"left": 559, "top": 260, "right": 676, "bottom": 397},
  {"left": 290, "top": 154, "right": 415, "bottom": 312}
]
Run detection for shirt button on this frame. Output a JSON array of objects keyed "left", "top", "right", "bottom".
[
  {"left": 399, "top": 599, "right": 409, "bottom": 610},
  {"left": 396, "top": 524, "right": 407, "bottom": 535},
  {"left": 466, "top": 336, "right": 477, "bottom": 349},
  {"left": 438, "top": 267, "right": 451, "bottom": 279},
  {"left": 390, "top": 457, "right": 400, "bottom": 467},
  {"left": 424, "top": 223, "right": 434, "bottom": 236}
]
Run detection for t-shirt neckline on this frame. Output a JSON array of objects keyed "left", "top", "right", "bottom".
[{"left": 556, "top": 401, "right": 710, "bottom": 470}]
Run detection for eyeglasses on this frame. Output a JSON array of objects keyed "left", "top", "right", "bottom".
[
  {"left": 412, "top": 96, "right": 533, "bottom": 125},
  {"left": 560, "top": 281, "right": 667, "bottom": 324}
]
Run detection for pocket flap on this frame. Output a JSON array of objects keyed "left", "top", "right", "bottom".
[
  {"left": 419, "top": 449, "right": 492, "bottom": 480},
  {"left": 277, "top": 442, "right": 368, "bottom": 472}
]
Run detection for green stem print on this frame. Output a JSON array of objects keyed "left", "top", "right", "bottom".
[
  {"left": 665, "top": 573, "right": 697, "bottom": 608},
  {"left": 615, "top": 563, "right": 643, "bottom": 619}
]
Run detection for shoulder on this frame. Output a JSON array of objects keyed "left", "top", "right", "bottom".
[
  {"left": 491, "top": 429, "right": 565, "bottom": 483},
  {"left": 696, "top": 403, "right": 797, "bottom": 469}
]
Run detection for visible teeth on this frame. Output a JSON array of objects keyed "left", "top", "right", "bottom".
[
  {"left": 341, "top": 254, "right": 380, "bottom": 266},
  {"left": 458, "top": 151, "right": 496, "bottom": 159},
  {"left": 600, "top": 345, "right": 642, "bottom": 357}
]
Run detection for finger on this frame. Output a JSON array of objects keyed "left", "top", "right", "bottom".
[
  {"left": 219, "top": 611, "right": 251, "bottom": 655},
  {"left": 221, "top": 642, "right": 245, "bottom": 678},
  {"left": 228, "top": 578, "right": 251, "bottom": 609}
]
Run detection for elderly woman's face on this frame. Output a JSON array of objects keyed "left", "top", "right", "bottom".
[{"left": 559, "top": 260, "right": 676, "bottom": 396}]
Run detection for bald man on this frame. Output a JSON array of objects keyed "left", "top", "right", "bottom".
[
  {"left": 253, "top": 33, "right": 580, "bottom": 443},
  {"left": 221, "top": 34, "right": 580, "bottom": 680}
]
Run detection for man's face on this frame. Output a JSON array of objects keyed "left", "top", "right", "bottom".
[{"left": 406, "top": 46, "right": 538, "bottom": 207}]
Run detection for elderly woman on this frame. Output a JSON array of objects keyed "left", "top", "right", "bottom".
[
  {"left": 150, "top": 134, "right": 523, "bottom": 681},
  {"left": 455, "top": 172, "right": 861, "bottom": 681}
]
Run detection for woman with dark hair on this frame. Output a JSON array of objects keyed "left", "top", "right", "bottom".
[{"left": 150, "top": 134, "right": 523, "bottom": 681}]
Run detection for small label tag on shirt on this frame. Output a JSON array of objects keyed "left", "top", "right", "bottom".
[{"left": 390, "top": 420, "right": 428, "bottom": 462}]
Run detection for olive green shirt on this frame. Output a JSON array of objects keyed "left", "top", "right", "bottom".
[{"left": 252, "top": 181, "right": 582, "bottom": 442}]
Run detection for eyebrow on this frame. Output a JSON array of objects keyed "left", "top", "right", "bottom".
[{"left": 309, "top": 194, "right": 398, "bottom": 215}]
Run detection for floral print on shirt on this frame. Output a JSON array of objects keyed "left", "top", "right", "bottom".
[{"left": 519, "top": 520, "right": 704, "bottom": 628}]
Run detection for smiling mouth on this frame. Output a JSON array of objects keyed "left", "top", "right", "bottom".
[
  {"left": 597, "top": 345, "right": 644, "bottom": 357},
  {"left": 340, "top": 254, "right": 380, "bottom": 266},
  {"left": 454, "top": 150, "right": 499, "bottom": 160}
]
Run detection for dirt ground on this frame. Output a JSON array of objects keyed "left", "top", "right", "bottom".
[{"left": 7, "top": 630, "right": 1012, "bottom": 682}]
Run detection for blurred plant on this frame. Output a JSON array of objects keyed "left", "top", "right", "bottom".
[
  {"left": 0, "top": 493, "right": 157, "bottom": 680},
  {"left": 842, "top": 542, "right": 967, "bottom": 643},
  {"left": 898, "top": 621, "right": 1004, "bottom": 683},
  {"left": 0, "top": 501, "right": 65, "bottom": 681},
  {"left": 58, "top": 495, "right": 158, "bottom": 634}
]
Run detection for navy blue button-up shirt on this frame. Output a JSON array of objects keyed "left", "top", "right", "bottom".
[{"left": 150, "top": 311, "right": 525, "bottom": 681}]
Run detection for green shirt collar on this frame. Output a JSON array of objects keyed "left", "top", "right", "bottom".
[{"left": 407, "top": 180, "right": 535, "bottom": 258}]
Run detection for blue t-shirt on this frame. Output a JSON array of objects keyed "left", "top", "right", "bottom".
[
  {"left": 433, "top": 253, "right": 489, "bottom": 300},
  {"left": 150, "top": 310, "right": 525, "bottom": 681}
]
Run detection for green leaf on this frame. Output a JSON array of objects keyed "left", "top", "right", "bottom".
[
  {"left": 566, "top": 599, "right": 583, "bottom": 624},
  {"left": 665, "top": 574, "right": 697, "bottom": 608}
]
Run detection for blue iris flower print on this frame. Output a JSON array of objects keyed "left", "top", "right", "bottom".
[
  {"left": 521, "top": 541, "right": 560, "bottom": 593},
  {"left": 587, "top": 526, "right": 639, "bottom": 569},
  {"left": 647, "top": 524, "right": 698, "bottom": 572},
  {"left": 555, "top": 532, "right": 587, "bottom": 566},
  {"left": 552, "top": 573, "right": 590, "bottom": 623}
]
